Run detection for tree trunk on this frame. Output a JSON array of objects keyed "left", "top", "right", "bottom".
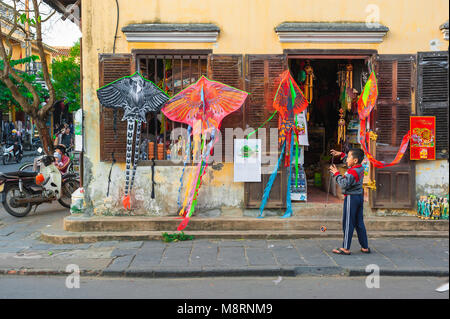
[{"left": 35, "top": 117, "right": 53, "bottom": 155}]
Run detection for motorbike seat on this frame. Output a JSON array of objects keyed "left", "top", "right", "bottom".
[{"left": 0, "top": 171, "right": 37, "bottom": 178}]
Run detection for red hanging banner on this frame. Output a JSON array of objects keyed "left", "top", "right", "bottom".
[{"left": 410, "top": 116, "right": 436, "bottom": 160}]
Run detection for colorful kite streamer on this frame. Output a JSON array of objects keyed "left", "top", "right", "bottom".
[
  {"left": 258, "top": 70, "right": 309, "bottom": 218},
  {"left": 162, "top": 76, "right": 249, "bottom": 231},
  {"left": 357, "top": 71, "right": 411, "bottom": 168}
]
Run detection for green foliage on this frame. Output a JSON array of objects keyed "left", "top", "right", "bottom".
[
  {"left": 51, "top": 41, "right": 81, "bottom": 112},
  {"left": 0, "top": 55, "right": 40, "bottom": 70},
  {"left": 0, "top": 56, "right": 49, "bottom": 112},
  {"left": 17, "top": 13, "right": 37, "bottom": 27},
  {"left": 161, "top": 232, "right": 195, "bottom": 243},
  {"left": 69, "top": 41, "right": 80, "bottom": 58}
]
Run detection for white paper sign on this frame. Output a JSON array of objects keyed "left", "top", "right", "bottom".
[
  {"left": 295, "top": 110, "right": 309, "bottom": 146},
  {"left": 74, "top": 109, "right": 83, "bottom": 152},
  {"left": 234, "top": 139, "right": 261, "bottom": 182}
]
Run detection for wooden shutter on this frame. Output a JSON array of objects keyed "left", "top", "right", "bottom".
[
  {"left": 245, "top": 55, "right": 287, "bottom": 152},
  {"left": 207, "top": 54, "right": 244, "bottom": 162},
  {"left": 99, "top": 54, "right": 133, "bottom": 162},
  {"left": 417, "top": 51, "right": 449, "bottom": 159},
  {"left": 244, "top": 55, "right": 288, "bottom": 209},
  {"left": 371, "top": 54, "right": 416, "bottom": 209}
]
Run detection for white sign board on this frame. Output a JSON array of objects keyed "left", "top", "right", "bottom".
[
  {"left": 295, "top": 110, "right": 309, "bottom": 146},
  {"left": 74, "top": 109, "right": 83, "bottom": 152},
  {"left": 234, "top": 139, "right": 261, "bottom": 182}
]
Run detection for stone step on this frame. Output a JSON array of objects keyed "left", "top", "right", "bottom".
[
  {"left": 40, "top": 229, "right": 449, "bottom": 244},
  {"left": 64, "top": 215, "right": 449, "bottom": 233}
]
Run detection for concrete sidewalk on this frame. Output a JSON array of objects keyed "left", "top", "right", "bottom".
[
  {"left": 0, "top": 207, "right": 448, "bottom": 278},
  {"left": 1, "top": 233, "right": 448, "bottom": 278}
]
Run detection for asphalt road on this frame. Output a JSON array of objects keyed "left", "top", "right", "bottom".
[
  {"left": 0, "top": 154, "right": 35, "bottom": 173},
  {"left": 0, "top": 275, "right": 448, "bottom": 299}
]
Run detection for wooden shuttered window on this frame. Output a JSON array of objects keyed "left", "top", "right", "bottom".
[
  {"left": 245, "top": 55, "right": 287, "bottom": 153},
  {"left": 417, "top": 51, "right": 449, "bottom": 159},
  {"left": 244, "top": 55, "right": 288, "bottom": 209},
  {"left": 99, "top": 54, "right": 133, "bottom": 162},
  {"left": 371, "top": 54, "right": 416, "bottom": 209},
  {"left": 207, "top": 54, "right": 244, "bottom": 162}
]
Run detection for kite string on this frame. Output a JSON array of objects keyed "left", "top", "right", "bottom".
[
  {"left": 177, "top": 125, "right": 192, "bottom": 208},
  {"left": 258, "top": 141, "right": 286, "bottom": 218},
  {"left": 179, "top": 131, "right": 200, "bottom": 216},
  {"left": 245, "top": 111, "right": 278, "bottom": 139},
  {"left": 177, "top": 130, "right": 219, "bottom": 231},
  {"left": 179, "top": 121, "right": 202, "bottom": 216},
  {"left": 282, "top": 133, "right": 295, "bottom": 218},
  {"left": 185, "top": 133, "right": 206, "bottom": 217},
  {"left": 189, "top": 130, "right": 218, "bottom": 217}
]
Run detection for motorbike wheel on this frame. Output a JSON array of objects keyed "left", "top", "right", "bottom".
[
  {"left": 2, "top": 185, "right": 32, "bottom": 217},
  {"left": 2, "top": 155, "right": 7, "bottom": 165},
  {"left": 58, "top": 178, "right": 79, "bottom": 208},
  {"left": 16, "top": 154, "right": 23, "bottom": 163}
]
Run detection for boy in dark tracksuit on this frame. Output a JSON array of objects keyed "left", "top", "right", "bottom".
[{"left": 329, "top": 148, "right": 370, "bottom": 255}]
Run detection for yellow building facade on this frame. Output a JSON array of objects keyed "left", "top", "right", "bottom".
[{"left": 80, "top": 0, "right": 449, "bottom": 216}]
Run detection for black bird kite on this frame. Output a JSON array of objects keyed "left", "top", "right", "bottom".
[{"left": 97, "top": 72, "right": 169, "bottom": 209}]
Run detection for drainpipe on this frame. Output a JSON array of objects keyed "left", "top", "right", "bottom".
[{"left": 113, "top": 0, "right": 119, "bottom": 54}]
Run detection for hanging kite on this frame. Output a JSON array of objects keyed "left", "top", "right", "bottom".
[
  {"left": 97, "top": 72, "right": 170, "bottom": 209},
  {"left": 257, "top": 70, "right": 309, "bottom": 219},
  {"left": 357, "top": 71, "right": 411, "bottom": 168},
  {"left": 162, "top": 75, "right": 249, "bottom": 231}
]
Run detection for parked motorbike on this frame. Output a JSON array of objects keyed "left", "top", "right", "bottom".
[
  {"left": 19, "top": 147, "right": 74, "bottom": 174},
  {"left": 2, "top": 143, "right": 23, "bottom": 165},
  {"left": 31, "top": 137, "right": 42, "bottom": 151},
  {"left": 0, "top": 154, "right": 79, "bottom": 217}
]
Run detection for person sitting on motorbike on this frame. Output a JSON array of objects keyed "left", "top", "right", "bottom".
[
  {"left": 7, "top": 130, "right": 21, "bottom": 154},
  {"left": 53, "top": 146, "right": 70, "bottom": 174}
]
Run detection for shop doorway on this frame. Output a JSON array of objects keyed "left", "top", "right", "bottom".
[{"left": 287, "top": 57, "right": 368, "bottom": 203}]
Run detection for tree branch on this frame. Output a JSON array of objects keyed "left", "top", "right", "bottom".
[
  {"left": 0, "top": 29, "right": 35, "bottom": 114},
  {"left": 31, "top": 0, "right": 55, "bottom": 118},
  {"left": 40, "top": 8, "right": 57, "bottom": 23},
  {"left": 0, "top": 1, "right": 40, "bottom": 115}
]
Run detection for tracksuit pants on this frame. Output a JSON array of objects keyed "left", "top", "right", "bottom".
[{"left": 342, "top": 194, "right": 369, "bottom": 250}]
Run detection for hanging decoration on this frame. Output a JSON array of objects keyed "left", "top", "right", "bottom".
[
  {"left": 337, "top": 108, "right": 346, "bottom": 145},
  {"left": 97, "top": 72, "right": 170, "bottom": 209},
  {"left": 304, "top": 61, "right": 314, "bottom": 104},
  {"left": 336, "top": 62, "right": 355, "bottom": 145},
  {"left": 410, "top": 116, "right": 436, "bottom": 160},
  {"left": 345, "top": 63, "right": 354, "bottom": 111},
  {"left": 357, "top": 71, "right": 411, "bottom": 168},
  {"left": 162, "top": 75, "right": 249, "bottom": 231},
  {"left": 257, "top": 70, "right": 309, "bottom": 219}
]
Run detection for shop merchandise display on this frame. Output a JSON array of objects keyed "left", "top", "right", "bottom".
[{"left": 417, "top": 195, "right": 449, "bottom": 220}]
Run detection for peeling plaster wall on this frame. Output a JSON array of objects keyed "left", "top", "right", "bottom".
[
  {"left": 415, "top": 160, "right": 449, "bottom": 198},
  {"left": 86, "top": 162, "right": 244, "bottom": 216}
]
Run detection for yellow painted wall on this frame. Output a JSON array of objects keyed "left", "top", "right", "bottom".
[
  {"left": 81, "top": 0, "right": 449, "bottom": 213},
  {"left": 84, "top": 0, "right": 448, "bottom": 56},
  {"left": 83, "top": 0, "right": 448, "bottom": 162}
]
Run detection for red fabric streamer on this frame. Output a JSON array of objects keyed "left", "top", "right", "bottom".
[{"left": 358, "top": 72, "right": 411, "bottom": 168}]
